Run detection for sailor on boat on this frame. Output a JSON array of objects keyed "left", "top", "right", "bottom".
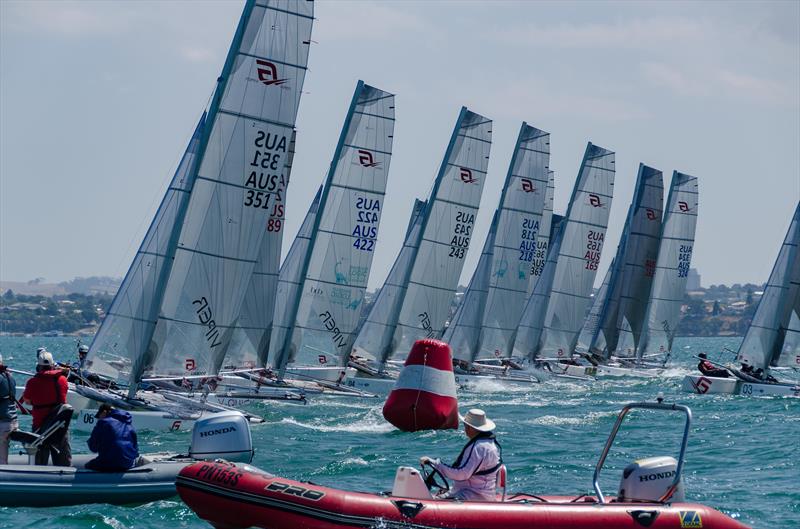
[
  {"left": 21, "top": 351, "right": 71, "bottom": 466},
  {"left": 0, "top": 355, "right": 18, "bottom": 465},
  {"left": 697, "top": 353, "right": 730, "bottom": 378},
  {"left": 86, "top": 403, "right": 140, "bottom": 472},
  {"left": 419, "top": 409, "right": 502, "bottom": 501}
]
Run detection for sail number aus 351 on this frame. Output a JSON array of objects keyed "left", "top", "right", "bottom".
[{"left": 244, "top": 130, "right": 287, "bottom": 230}]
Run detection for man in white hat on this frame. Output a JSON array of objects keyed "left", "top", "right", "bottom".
[{"left": 420, "top": 408, "right": 503, "bottom": 501}]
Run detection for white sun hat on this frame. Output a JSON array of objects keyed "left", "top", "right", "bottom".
[{"left": 460, "top": 409, "right": 496, "bottom": 432}]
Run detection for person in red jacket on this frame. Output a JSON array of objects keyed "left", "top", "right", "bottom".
[
  {"left": 22, "top": 351, "right": 71, "bottom": 466},
  {"left": 697, "top": 353, "right": 730, "bottom": 378}
]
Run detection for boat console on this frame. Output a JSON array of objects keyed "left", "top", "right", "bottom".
[{"left": 10, "top": 403, "right": 74, "bottom": 465}]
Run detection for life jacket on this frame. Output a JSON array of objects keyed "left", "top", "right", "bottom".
[
  {"left": 28, "top": 370, "right": 67, "bottom": 409},
  {"left": 451, "top": 432, "right": 503, "bottom": 477},
  {"left": 699, "top": 360, "right": 716, "bottom": 373}
]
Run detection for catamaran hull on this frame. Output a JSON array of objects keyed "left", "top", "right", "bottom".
[
  {"left": 0, "top": 453, "right": 190, "bottom": 507},
  {"left": 348, "top": 371, "right": 540, "bottom": 394},
  {"left": 176, "top": 461, "right": 749, "bottom": 529},
  {"left": 682, "top": 375, "right": 800, "bottom": 397},
  {"left": 72, "top": 408, "right": 196, "bottom": 433},
  {"left": 595, "top": 364, "right": 662, "bottom": 378}
]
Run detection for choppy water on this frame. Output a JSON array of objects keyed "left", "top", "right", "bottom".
[{"left": 0, "top": 336, "right": 797, "bottom": 529}]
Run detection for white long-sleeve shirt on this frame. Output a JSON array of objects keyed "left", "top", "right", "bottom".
[{"left": 432, "top": 436, "right": 501, "bottom": 501}]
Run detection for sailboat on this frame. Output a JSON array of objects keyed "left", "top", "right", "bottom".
[
  {"left": 443, "top": 123, "right": 550, "bottom": 386},
  {"left": 634, "top": 171, "right": 699, "bottom": 366},
  {"left": 349, "top": 108, "right": 493, "bottom": 390},
  {"left": 683, "top": 202, "right": 800, "bottom": 397},
  {"left": 512, "top": 143, "right": 615, "bottom": 378},
  {"left": 264, "top": 81, "right": 395, "bottom": 395},
  {"left": 78, "top": 0, "right": 315, "bottom": 428},
  {"left": 571, "top": 164, "right": 665, "bottom": 377}
]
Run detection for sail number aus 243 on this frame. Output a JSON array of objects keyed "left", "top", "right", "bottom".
[
  {"left": 244, "top": 129, "right": 287, "bottom": 233},
  {"left": 449, "top": 211, "right": 474, "bottom": 259}
]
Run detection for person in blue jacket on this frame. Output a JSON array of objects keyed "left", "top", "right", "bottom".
[{"left": 85, "top": 403, "right": 139, "bottom": 472}]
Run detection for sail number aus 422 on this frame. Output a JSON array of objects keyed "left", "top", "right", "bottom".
[{"left": 352, "top": 197, "right": 381, "bottom": 252}]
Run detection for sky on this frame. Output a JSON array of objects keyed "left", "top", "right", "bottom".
[{"left": 1, "top": 0, "right": 798, "bottom": 290}]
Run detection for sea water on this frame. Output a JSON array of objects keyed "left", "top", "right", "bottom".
[{"left": 0, "top": 336, "right": 797, "bottom": 529}]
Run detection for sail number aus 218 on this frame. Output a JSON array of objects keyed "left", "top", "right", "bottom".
[{"left": 244, "top": 130, "right": 287, "bottom": 233}]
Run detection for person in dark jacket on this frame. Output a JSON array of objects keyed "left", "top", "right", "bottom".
[
  {"left": 85, "top": 404, "right": 139, "bottom": 472},
  {"left": 697, "top": 353, "right": 729, "bottom": 378},
  {"left": 0, "top": 355, "right": 18, "bottom": 464}
]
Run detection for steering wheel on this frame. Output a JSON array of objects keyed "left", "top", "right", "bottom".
[{"left": 421, "top": 461, "right": 449, "bottom": 495}]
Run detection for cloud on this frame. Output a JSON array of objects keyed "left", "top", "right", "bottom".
[
  {"left": 314, "top": 1, "right": 435, "bottom": 42},
  {"left": 3, "top": 1, "right": 133, "bottom": 37},
  {"left": 642, "top": 62, "right": 798, "bottom": 107}
]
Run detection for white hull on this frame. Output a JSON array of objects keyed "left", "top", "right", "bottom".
[
  {"left": 681, "top": 375, "right": 800, "bottom": 397},
  {"left": 72, "top": 408, "right": 196, "bottom": 433},
  {"left": 286, "top": 366, "right": 354, "bottom": 383},
  {"left": 349, "top": 370, "right": 541, "bottom": 394},
  {"left": 595, "top": 364, "right": 662, "bottom": 378}
]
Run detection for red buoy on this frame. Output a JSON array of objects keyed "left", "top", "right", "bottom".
[{"left": 382, "top": 339, "right": 458, "bottom": 431}]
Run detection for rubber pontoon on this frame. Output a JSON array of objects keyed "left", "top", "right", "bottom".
[{"left": 177, "top": 401, "right": 749, "bottom": 529}]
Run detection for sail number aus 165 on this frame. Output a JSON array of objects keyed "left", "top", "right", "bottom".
[{"left": 244, "top": 130, "right": 287, "bottom": 232}]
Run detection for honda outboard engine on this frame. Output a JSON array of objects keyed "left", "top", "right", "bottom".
[
  {"left": 189, "top": 411, "right": 253, "bottom": 463},
  {"left": 618, "top": 456, "right": 685, "bottom": 502}
]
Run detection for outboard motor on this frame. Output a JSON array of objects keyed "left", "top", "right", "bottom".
[
  {"left": 618, "top": 456, "right": 685, "bottom": 502},
  {"left": 189, "top": 410, "right": 253, "bottom": 463}
]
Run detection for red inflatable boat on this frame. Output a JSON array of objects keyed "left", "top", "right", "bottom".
[{"left": 176, "top": 402, "right": 749, "bottom": 529}]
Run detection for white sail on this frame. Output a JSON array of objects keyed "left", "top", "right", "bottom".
[
  {"left": 575, "top": 258, "right": 614, "bottom": 355},
  {"left": 223, "top": 131, "right": 297, "bottom": 371},
  {"left": 443, "top": 213, "right": 498, "bottom": 363},
  {"left": 528, "top": 170, "right": 555, "bottom": 295},
  {"left": 145, "top": 0, "right": 314, "bottom": 382},
  {"left": 476, "top": 124, "right": 549, "bottom": 360},
  {"left": 595, "top": 164, "right": 663, "bottom": 356},
  {"left": 513, "top": 214, "right": 565, "bottom": 359},
  {"left": 351, "top": 199, "right": 426, "bottom": 365},
  {"left": 514, "top": 143, "right": 615, "bottom": 360},
  {"left": 736, "top": 203, "right": 800, "bottom": 370},
  {"left": 86, "top": 114, "right": 206, "bottom": 384},
  {"left": 636, "top": 171, "right": 698, "bottom": 361},
  {"left": 271, "top": 82, "right": 396, "bottom": 376},
  {"left": 267, "top": 186, "right": 321, "bottom": 370},
  {"left": 392, "top": 108, "right": 493, "bottom": 361}
]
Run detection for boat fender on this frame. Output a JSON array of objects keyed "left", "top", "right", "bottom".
[{"left": 382, "top": 339, "right": 458, "bottom": 432}]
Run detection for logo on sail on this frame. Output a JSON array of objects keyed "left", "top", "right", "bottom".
[
  {"left": 256, "top": 59, "right": 287, "bottom": 86},
  {"left": 357, "top": 149, "right": 381, "bottom": 168},
  {"left": 588, "top": 194, "right": 603, "bottom": 207},
  {"left": 459, "top": 168, "right": 478, "bottom": 184},
  {"left": 678, "top": 201, "right": 690, "bottom": 212},
  {"left": 520, "top": 178, "right": 536, "bottom": 193},
  {"left": 646, "top": 208, "right": 657, "bottom": 220}
]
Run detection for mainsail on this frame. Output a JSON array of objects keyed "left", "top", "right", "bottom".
[
  {"left": 443, "top": 213, "right": 498, "bottom": 363},
  {"left": 736, "top": 203, "right": 800, "bottom": 371},
  {"left": 636, "top": 171, "right": 699, "bottom": 361},
  {"left": 476, "top": 125, "right": 550, "bottom": 360},
  {"left": 528, "top": 170, "right": 555, "bottom": 295},
  {"left": 513, "top": 143, "right": 615, "bottom": 361},
  {"left": 575, "top": 258, "right": 613, "bottom": 355},
  {"left": 351, "top": 199, "right": 426, "bottom": 365},
  {"left": 592, "top": 164, "right": 663, "bottom": 357},
  {"left": 224, "top": 131, "right": 297, "bottom": 371},
  {"left": 269, "top": 82, "right": 396, "bottom": 376},
  {"left": 392, "top": 108, "right": 493, "bottom": 361},
  {"left": 86, "top": 114, "right": 206, "bottom": 384},
  {"left": 135, "top": 0, "right": 314, "bottom": 387}
]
